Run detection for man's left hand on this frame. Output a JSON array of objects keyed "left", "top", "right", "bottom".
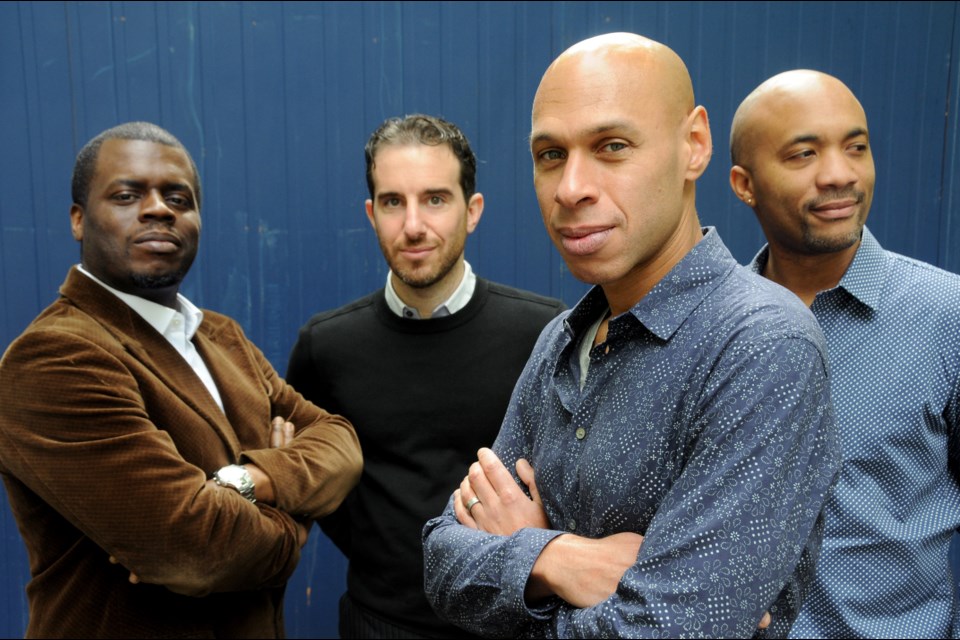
[{"left": 454, "top": 447, "right": 549, "bottom": 534}]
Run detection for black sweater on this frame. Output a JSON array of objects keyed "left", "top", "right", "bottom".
[{"left": 287, "top": 278, "right": 565, "bottom": 637}]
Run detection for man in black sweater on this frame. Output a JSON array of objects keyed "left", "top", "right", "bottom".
[{"left": 287, "top": 114, "right": 565, "bottom": 638}]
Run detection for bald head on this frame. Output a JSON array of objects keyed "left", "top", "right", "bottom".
[
  {"left": 534, "top": 33, "right": 695, "bottom": 127},
  {"left": 730, "top": 70, "right": 866, "bottom": 167}
]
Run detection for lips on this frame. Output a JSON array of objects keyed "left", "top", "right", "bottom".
[
  {"left": 399, "top": 245, "right": 435, "bottom": 260},
  {"left": 809, "top": 199, "right": 860, "bottom": 220},
  {"left": 557, "top": 227, "right": 612, "bottom": 256},
  {"left": 134, "top": 231, "right": 181, "bottom": 253}
]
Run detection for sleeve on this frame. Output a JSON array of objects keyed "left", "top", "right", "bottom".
[
  {"left": 0, "top": 326, "right": 343, "bottom": 598},
  {"left": 284, "top": 322, "right": 356, "bottom": 555},
  {"left": 425, "top": 334, "right": 840, "bottom": 638},
  {"left": 556, "top": 336, "right": 840, "bottom": 638},
  {"left": 240, "top": 328, "right": 362, "bottom": 521}
]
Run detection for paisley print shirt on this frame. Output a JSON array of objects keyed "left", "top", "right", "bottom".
[{"left": 423, "top": 228, "right": 841, "bottom": 638}]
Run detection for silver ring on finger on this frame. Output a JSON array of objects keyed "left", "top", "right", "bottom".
[{"left": 466, "top": 496, "right": 481, "bottom": 512}]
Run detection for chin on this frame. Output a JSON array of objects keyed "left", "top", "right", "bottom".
[{"left": 131, "top": 271, "right": 186, "bottom": 290}]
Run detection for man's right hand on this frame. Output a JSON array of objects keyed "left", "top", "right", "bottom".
[{"left": 526, "top": 531, "right": 644, "bottom": 608}]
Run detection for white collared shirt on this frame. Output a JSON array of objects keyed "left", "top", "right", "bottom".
[
  {"left": 77, "top": 265, "right": 225, "bottom": 412},
  {"left": 384, "top": 260, "right": 476, "bottom": 319}
]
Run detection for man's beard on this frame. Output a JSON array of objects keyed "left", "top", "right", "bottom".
[
  {"left": 383, "top": 233, "right": 465, "bottom": 290},
  {"left": 391, "top": 251, "right": 460, "bottom": 289},
  {"left": 800, "top": 188, "right": 868, "bottom": 253},
  {"left": 131, "top": 269, "right": 187, "bottom": 290}
]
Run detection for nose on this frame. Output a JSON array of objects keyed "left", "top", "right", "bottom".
[
  {"left": 815, "top": 148, "right": 859, "bottom": 190},
  {"left": 138, "top": 189, "right": 176, "bottom": 222},
  {"left": 402, "top": 202, "right": 426, "bottom": 239},
  {"left": 553, "top": 151, "right": 599, "bottom": 209}
]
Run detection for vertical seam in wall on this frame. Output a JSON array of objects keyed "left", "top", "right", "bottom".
[{"left": 938, "top": 2, "right": 959, "bottom": 269}]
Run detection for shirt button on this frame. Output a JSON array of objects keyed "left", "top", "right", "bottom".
[
  {"left": 575, "top": 427, "right": 586, "bottom": 440},
  {"left": 567, "top": 519, "right": 577, "bottom": 531}
]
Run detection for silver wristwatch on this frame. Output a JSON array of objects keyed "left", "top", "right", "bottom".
[{"left": 213, "top": 464, "right": 256, "bottom": 503}]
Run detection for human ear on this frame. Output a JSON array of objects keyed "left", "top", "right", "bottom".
[
  {"left": 729, "top": 166, "right": 755, "bottom": 207},
  {"left": 684, "top": 106, "right": 713, "bottom": 180},
  {"left": 364, "top": 199, "right": 377, "bottom": 229},
  {"left": 465, "top": 193, "right": 484, "bottom": 234},
  {"left": 70, "top": 204, "right": 84, "bottom": 241}
]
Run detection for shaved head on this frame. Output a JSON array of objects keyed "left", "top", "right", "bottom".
[
  {"left": 534, "top": 33, "right": 696, "bottom": 131},
  {"left": 728, "top": 69, "right": 874, "bottom": 271},
  {"left": 730, "top": 70, "right": 866, "bottom": 167}
]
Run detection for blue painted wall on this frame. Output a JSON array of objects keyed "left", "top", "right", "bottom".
[{"left": 1, "top": 2, "right": 958, "bottom": 637}]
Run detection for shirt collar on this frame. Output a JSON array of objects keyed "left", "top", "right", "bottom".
[
  {"left": 566, "top": 227, "right": 735, "bottom": 342},
  {"left": 76, "top": 264, "right": 204, "bottom": 339},
  {"left": 384, "top": 260, "right": 476, "bottom": 319},
  {"left": 834, "top": 226, "right": 886, "bottom": 310},
  {"left": 749, "top": 226, "right": 885, "bottom": 311}
]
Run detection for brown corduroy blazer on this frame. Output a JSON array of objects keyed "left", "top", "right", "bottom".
[{"left": 0, "top": 267, "right": 362, "bottom": 638}]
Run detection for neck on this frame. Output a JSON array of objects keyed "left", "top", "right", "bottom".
[
  {"left": 603, "top": 210, "right": 703, "bottom": 316},
  {"left": 762, "top": 241, "right": 859, "bottom": 307},
  {"left": 391, "top": 258, "right": 465, "bottom": 319}
]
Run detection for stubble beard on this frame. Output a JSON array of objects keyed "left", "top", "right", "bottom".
[
  {"left": 384, "top": 236, "right": 465, "bottom": 290},
  {"left": 799, "top": 189, "right": 868, "bottom": 254},
  {"left": 131, "top": 270, "right": 188, "bottom": 290}
]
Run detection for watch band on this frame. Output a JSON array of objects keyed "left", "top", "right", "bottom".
[{"left": 213, "top": 464, "right": 256, "bottom": 503}]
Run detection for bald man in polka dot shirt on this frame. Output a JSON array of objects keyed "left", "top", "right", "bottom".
[{"left": 731, "top": 70, "right": 960, "bottom": 638}]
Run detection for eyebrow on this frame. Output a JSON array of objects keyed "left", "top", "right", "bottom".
[
  {"left": 785, "top": 127, "right": 869, "bottom": 147},
  {"left": 377, "top": 188, "right": 455, "bottom": 199},
  {"left": 108, "top": 178, "right": 194, "bottom": 193},
  {"left": 530, "top": 121, "right": 640, "bottom": 147}
]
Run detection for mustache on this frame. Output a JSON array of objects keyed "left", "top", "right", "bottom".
[{"left": 806, "top": 188, "right": 865, "bottom": 210}]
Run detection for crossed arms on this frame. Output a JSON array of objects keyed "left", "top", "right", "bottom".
[
  {"left": 423, "top": 333, "right": 839, "bottom": 638},
  {"left": 0, "top": 311, "right": 361, "bottom": 597}
]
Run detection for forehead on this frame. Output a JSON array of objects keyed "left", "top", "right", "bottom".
[
  {"left": 93, "top": 138, "right": 195, "bottom": 186},
  {"left": 531, "top": 53, "right": 672, "bottom": 141},
  {"left": 751, "top": 81, "right": 868, "bottom": 147},
  {"left": 371, "top": 143, "right": 460, "bottom": 190}
]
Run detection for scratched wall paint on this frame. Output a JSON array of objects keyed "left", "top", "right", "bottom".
[{"left": 0, "top": 2, "right": 958, "bottom": 637}]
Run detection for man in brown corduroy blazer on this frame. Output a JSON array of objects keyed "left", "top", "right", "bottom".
[{"left": 0, "top": 122, "right": 362, "bottom": 638}]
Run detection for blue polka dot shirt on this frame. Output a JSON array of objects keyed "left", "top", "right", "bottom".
[{"left": 752, "top": 227, "right": 960, "bottom": 639}]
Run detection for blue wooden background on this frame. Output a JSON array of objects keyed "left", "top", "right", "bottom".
[{"left": 1, "top": 2, "right": 958, "bottom": 637}]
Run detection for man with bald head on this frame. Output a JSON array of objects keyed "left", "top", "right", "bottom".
[
  {"left": 731, "top": 70, "right": 960, "bottom": 638},
  {"left": 423, "top": 33, "right": 840, "bottom": 638}
]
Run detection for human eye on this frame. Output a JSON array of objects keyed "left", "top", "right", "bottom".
[
  {"left": 536, "top": 148, "right": 565, "bottom": 163},
  {"left": 599, "top": 140, "right": 628, "bottom": 153},
  {"left": 380, "top": 196, "right": 402, "bottom": 209},
  {"left": 110, "top": 191, "right": 139, "bottom": 204},
  {"left": 847, "top": 141, "right": 869, "bottom": 155},
  {"left": 427, "top": 195, "right": 446, "bottom": 206},
  {"left": 785, "top": 148, "right": 816, "bottom": 163},
  {"left": 165, "top": 191, "right": 193, "bottom": 208}
]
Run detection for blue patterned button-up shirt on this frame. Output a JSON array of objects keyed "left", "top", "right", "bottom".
[
  {"left": 423, "top": 228, "right": 841, "bottom": 638},
  {"left": 751, "top": 227, "right": 960, "bottom": 639}
]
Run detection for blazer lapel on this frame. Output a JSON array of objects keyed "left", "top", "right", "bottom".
[{"left": 61, "top": 268, "right": 242, "bottom": 457}]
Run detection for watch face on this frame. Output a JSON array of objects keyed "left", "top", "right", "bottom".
[
  {"left": 218, "top": 465, "right": 245, "bottom": 484},
  {"left": 215, "top": 465, "right": 255, "bottom": 502}
]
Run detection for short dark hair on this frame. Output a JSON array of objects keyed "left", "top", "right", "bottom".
[
  {"left": 71, "top": 121, "right": 201, "bottom": 209},
  {"left": 364, "top": 114, "right": 477, "bottom": 201}
]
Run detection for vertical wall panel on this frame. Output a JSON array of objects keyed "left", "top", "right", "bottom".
[{"left": 1, "top": 2, "right": 957, "bottom": 638}]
